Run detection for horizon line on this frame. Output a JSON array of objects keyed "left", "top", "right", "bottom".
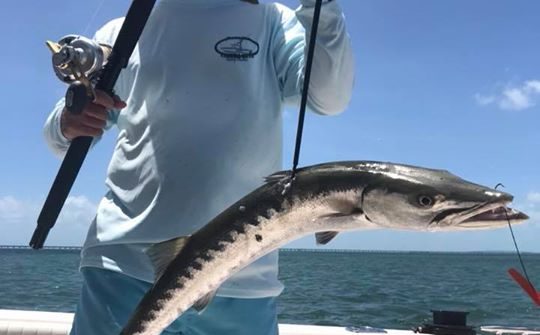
[{"left": 0, "top": 245, "right": 538, "bottom": 255}]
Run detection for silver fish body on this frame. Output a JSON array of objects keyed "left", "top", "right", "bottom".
[{"left": 120, "top": 161, "right": 528, "bottom": 335}]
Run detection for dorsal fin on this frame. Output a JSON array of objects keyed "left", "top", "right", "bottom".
[
  {"left": 264, "top": 170, "right": 292, "bottom": 183},
  {"left": 146, "top": 237, "right": 189, "bottom": 282}
]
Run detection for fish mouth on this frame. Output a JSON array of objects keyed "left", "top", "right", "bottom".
[{"left": 434, "top": 201, "right": 529, "bottom": 230}]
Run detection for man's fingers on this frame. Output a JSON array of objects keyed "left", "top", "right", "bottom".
[
  {"left": 92, "top": 90, "right": 127, "bottom": 109},
  {"left": 82, "top": 114, "right": 107, "bottom": 129},
  {"left": 85, "top": 104, "right": 109, "bottom": 121},
  {"left": 62, "top": 123, "right": 104, "bottom": 139},
  {"left": 77, "top": 125, "right": 104, "bottom": 137},
  {"left": 93, "top": 90, "right": 116, "bottom": 109},
  {"left": 113, "top": 94, "right": 127, "bottom": 109},
  {"left": 61, "top": 105, "right": 107, "bottom": 140},
  {"left": 60, "top": 89, "right": 124, "bottom": 140}
]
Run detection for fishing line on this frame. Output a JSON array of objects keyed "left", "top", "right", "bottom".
[
  {"left": 291, "top": 0, "right": 324, "bottom": 179},
  {"left": 494, "top": 185, "right": 539, "bottom": 305},
  {"left": 81, "top": 0, "right": 107, "bottom": 36},
  {"left": 505, "top": 207, "right": 533, "bottom": 284},
  {"left": 494, "top": 183, "right": 534, "bottom": 286}
]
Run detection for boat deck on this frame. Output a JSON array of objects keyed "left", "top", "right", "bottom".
[
  {"left": 0, "top": 309, "right": 411, "bottom": 335},
  {"left": 1, "top": 309, "right": 539, "bottom": 335}
]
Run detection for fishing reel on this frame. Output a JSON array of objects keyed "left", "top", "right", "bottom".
[{"left": 46, "top": 35, "right": 112, "bottom": 114}]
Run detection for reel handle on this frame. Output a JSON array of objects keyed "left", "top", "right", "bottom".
[{"left": 65, "top": 81, "right": 92, "bottom": 115}]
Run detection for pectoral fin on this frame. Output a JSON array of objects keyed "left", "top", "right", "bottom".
[
  {"left": 193, "top": 290, "right": 218, "bottom": 313},
  {"left": 146, "top": 237, "right": 189, "bottom": 281},
  {"left": 315, "top": 231, "right": 339, "bottom": 245},
  {"left": 327, "top": 198, "right": 363, "bottom": 215}
]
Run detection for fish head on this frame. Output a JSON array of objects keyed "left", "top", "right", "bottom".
[{"left": 357, "top": 163, "right": 529, "bottom": 232}]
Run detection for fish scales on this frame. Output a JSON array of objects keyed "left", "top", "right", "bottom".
[{"left": 124, "top": 171, "right": 363, "bottom": 334}]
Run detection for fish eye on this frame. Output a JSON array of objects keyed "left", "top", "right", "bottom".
[{"left": 417, "top": 195, "right": 434, "bottom": 208}]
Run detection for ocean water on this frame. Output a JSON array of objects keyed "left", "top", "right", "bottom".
[{"left": 0, "top": 248, "right": 538, "bottom": 330}]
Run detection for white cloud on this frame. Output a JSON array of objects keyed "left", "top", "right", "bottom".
[
  {"left": 500, "top": 88, "right": 533, "bottom": 110},
  {"left": 0, "top": 196, "right": 26, "bottom": 221},
  {"left": 0, "top": 195, "right": 97, "bottom": 246},
  {"left": 474, "top": 94, "right": 496, "bottom": 106},
  {"left": 58, "top": 195, "right": 98, "bottom": 226},
  {"left": 525, "top": 80, "right": 540, "bottom": 92},
  {"left": 475, "top": 80, "right": 540, "bottom": 111}
]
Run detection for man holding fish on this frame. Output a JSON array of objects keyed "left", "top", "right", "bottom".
[{"left": 43, "top": 0, "right": 355, "bottom": 334}]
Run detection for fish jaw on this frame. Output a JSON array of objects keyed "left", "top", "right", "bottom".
[
  {"left": 454, "top": 204, "right": 529, "bottom": 230},
  {"left": 431, "top": 200, "right": 529, "bottom": 231}
]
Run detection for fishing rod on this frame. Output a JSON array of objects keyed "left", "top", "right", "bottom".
[
  {"left": 30, "top": 0, "right": 157, "bottom": 249},
  {"left": 291, "top": 0, "right": 324, "bottom": 179}
]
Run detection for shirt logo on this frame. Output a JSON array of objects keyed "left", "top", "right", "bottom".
[{"left": 215, "top": 37, "right": 259, "bottom": 61}]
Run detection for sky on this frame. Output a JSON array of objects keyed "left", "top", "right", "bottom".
[{"left": 0, "top": 0, "right": 539, "bottom": 252}]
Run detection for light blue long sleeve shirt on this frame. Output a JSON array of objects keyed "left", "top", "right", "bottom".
[{"left": 44, "top": 0, "right": 355, "bottom": 298}]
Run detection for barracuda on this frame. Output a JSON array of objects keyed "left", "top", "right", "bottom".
[{"left": 120, "top": 161, "right": 528, "bottom": 335}]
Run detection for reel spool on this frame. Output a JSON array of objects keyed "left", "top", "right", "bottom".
[
  {"left": 46, "top": 35, "right": 112, "bottom": 114},
  {"left": 48, "top": 35, "right": 112, "bottom": 83}
]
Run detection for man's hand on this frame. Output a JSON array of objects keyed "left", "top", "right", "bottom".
[{"left": 60, "top": 89, "right": 126, "bottom": 140}]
